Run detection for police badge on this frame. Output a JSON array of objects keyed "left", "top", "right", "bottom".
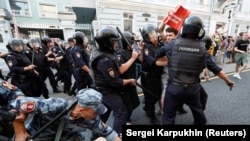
[{"left": 107, "top": 68, "right": 115, "bottom": 78}]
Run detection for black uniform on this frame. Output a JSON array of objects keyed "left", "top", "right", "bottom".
[
  {"left": 156, "top": 38, "right": 207, "bottom": 125},
  {"left": 6, "top": 51, "right": 41, "bottom": 97},
  {"left": 71, "top": 45, "right": 93, "bottom": 91},
  {"left": 141, "top": 43, "right": 163, "bottom": 121},
  {"left": 28, "top": 49, "right": 49, "bottom": 98},
  {"left": 41, "top": 46, "right": 58, "bottom": 92},
  {"left": 91, "top": 47, "right": 127, "bottom": 134},
  {"left": 115, "top": 49, "right": 140, "bottom": 122}
]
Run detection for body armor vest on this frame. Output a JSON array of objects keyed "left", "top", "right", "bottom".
[
  {"left": 9, "top": 51, "right": 33, "bottom": 77},
  {"left": 90, "top": 47, "right": 119, "bottom": 89},
  {"left": 168, "top": 38, "right": 206, "bottom": 85}
]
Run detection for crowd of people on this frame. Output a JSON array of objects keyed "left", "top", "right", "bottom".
[{"left": 0, "top": 14, "right": 245, "bottom": 141}]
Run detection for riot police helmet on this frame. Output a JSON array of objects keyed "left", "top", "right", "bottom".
[
  {"left": 141, "top": 24, "right": 157, "bottom": 44},
  {"left": 62, "top": 41, "right": 69, "bottom": 49},
  {"left": 73, "top": 31, "right": 85, "bottom": 45},
  {"left": 55, "top": 38, "right": 62, "bottom": 46},
  {"left": 41, "top": 36, "right": 52, "bottom": 46},
  {"left": 180, "top": 15, "right": 205, "bottom": 40},
  {"left": 201, "top": 35, "right": 212, "bottom": 50},
  {"left": 94, "top": 27, "right": 120, "bottom": 52},
  {"left": 28, "top": 38, "right": 40, "bottom": 49},
  {"left": 9, "top": 38, "right": 23, "bottom": 50},
  {"left": 121, "top": 31, "right": 134, "bottom": 50}
]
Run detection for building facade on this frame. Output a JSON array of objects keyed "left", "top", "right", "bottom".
[
  {"left": 95, "top": 0, "right": 250, "bottom": 38},
  {"left": 0, "top": 0, "right": 77, "bottom": 52},
  {"left": 1, "top": 0, "right": 250, "bottom": 53}
]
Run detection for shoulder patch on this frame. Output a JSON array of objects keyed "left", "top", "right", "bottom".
[
  {"left": 20, "top": 102, "right": 36, "bottom": 113},
  {"left": 116, "top": 54, "right": 121, "bottom": 62},
  {"left": 144, "top": 49, "right": 149, "bottom": 56},
  {"left": 107, "top": 68, "right": 115, "bottom": 78},
  {"left": 8, "top": 61, "right": 13, "bottom": 67},
  {"left": 2, "top": 81, "right": 16, "bottom": 90},
  {"left": 76, "top": 52, "right": 81, "bottom": 58}
]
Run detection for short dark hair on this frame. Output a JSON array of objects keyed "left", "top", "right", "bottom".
[
  {"left": 239, "top": 32, "right": 243, "bottom": 37},
  {"left": 67, "top": 37, "right": 74, "bottom": 42},
  {"left": 165, "top": 27, "right": 178, "bottom": 35}
]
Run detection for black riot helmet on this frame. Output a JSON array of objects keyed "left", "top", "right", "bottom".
[
  {"left": 180, "top": 15, "right": 205, "bottom": 40},
  {"left": 73, "top": 31, "right": 85, "bottom": 46},
  {"left": 9, "top": 38, "right": 23, "bottom": 50},
  {"left": 141, "top": 24, "right": 157, "bottom": 44},
  {"left": 28, "top": 38, "right": 40, "bottom": 49},
  {"left": 201, "top": 35, "right": 212, "bottom": 50},
  {"left": 41, "top": 36, "right": 52, "bottom": 47},
  {"left": 121, "top": 31, "right": 134, "bottom": 50},
  {"left": 94, "top": 26, "right": 120, "bottom": 53}
]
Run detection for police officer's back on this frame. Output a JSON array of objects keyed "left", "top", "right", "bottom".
[{"left": 157, "top": 15, "right": 207, "bottom": 125}]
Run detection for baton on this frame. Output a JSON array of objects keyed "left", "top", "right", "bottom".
[
  {"left": 116, "top": 27, "right": 133, "bottom": 48},
  {"left": 116, "top": 27, "right": 140, "bottom": 54},
  {"left": 26, "top": 100, "right": 78, "bottom": 141},
  {"left": 136, "top": 81, "right": 158, "bottom": 98}
]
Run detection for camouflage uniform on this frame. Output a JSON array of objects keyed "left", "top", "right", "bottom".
[{"left": 0, "top": 80, "right": 118, "bottom": 141}]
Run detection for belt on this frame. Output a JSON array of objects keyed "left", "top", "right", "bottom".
[{"left": 170, "top": 82, "right": 197, "bottom": 87}]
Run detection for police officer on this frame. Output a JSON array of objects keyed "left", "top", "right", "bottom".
[
  {"left": 71, "top": 31, "right": 93, "bottom": 91},
  {"left": 0, "top": 79, "right": 23, "bottom": 140},
  {"left": 90, "top": 26, "right": 136, "bottom": 134},
  {"left": 115, "top": 31, "right": 140, "bottom": 124},
  {"left": 140, "top": 24, "right": 164, "bottom": 124},
  {"left": 6, "top": 38, "right": 40, "bottom": 97},
  {"left": 27, "top": 38, "right": 49, "bottom": 98},
  {"left": 156, "top": 15, "right": 207, "bottom": 125},
  {"left": 1, "top": 81, "right": 121, "bottom": 141},
  {"left": 57, "top": 41, "right": 72, "bottom": 94},
  {"left": 155, "top": 15, "right": 232, "bottom": 125},
  {"left": 65, "top": 38, "right": 77, "bottom": 95},
  {"left": 41, "top": 36, "right": 61, "bottom": 93},
  {"left": 52, "top": 38, "right": 64, "bottom": 84}
]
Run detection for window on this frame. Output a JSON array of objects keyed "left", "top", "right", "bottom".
[
  {"left": 39, "top": 3, "right": 57, "bottom": 18},
  {"left": 10, "top": 0, "right": 30, "bottom": 16},
  {"left": 65, "top": 6, "right": 73, "bottom": 12},
  {"left": 123, "top": 13, "right": 133, "bottom": 33}
]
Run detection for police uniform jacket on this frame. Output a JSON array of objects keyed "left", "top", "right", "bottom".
[
  {"left": 141, "top": 43, "right": 163, "bottom": 77},
  {"left": 6, "top": 51, "right": 34, "bottom": 78}
]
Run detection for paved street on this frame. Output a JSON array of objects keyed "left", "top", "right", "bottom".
[
  {"left": 45, "top": 54, "right": 250, "bottom": 125},
  {"left": 1, "top": 55, "right": 250, "bottom": 141}
]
